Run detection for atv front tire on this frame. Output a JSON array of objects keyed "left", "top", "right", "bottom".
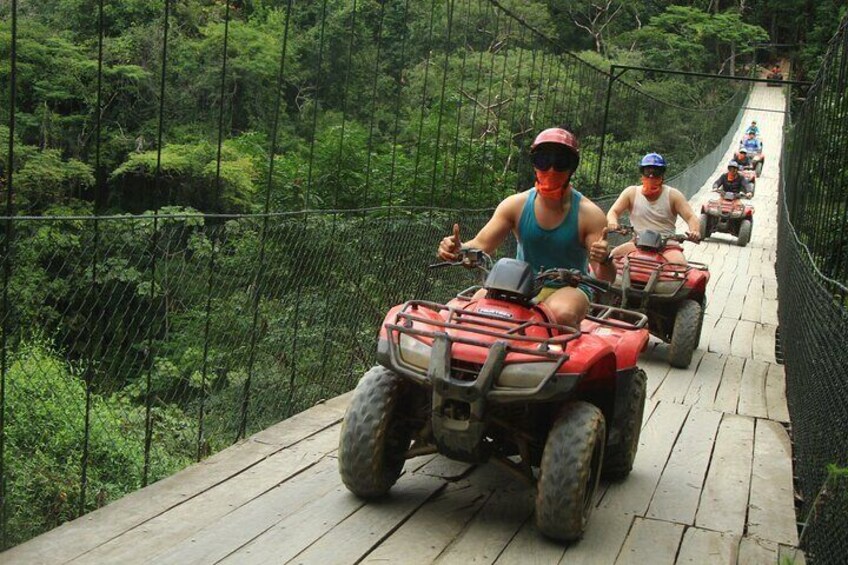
[
  {"left": 755, "top": 160, "right": 763, "bottom": 177},
  {"left": 338, "top": 366, "right": 411, "bottom": 498},
  {"left": 536, "top": 401, "right": 605, "bottom": 541},
  {"left": 737, "top": 219, "right": 752, "bottom": 247},
  {"left": 602, "top": 370, "right": 647, "bottom": 481},
  {"left": 699, "top": 213, "right": 710, "bottom": 240},
  {"left": 667, "top": 299, "right": 702, "bottom": 368}
]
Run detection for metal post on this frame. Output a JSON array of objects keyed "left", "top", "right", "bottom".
[{"left": 594, "top": 65, "right": 626, "bottom": 194}]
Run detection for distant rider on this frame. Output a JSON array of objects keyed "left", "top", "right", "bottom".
[
  {"left": 735, "top": 148, "right": 754, "bottom": 170},
  {"left": 741, "top": 131, "right": 763, "bottom": 156},
  {"left": 437, "top": 126, "right": 614, "bottom": 327},
  {"left": 745, "top": 121, "right": 760, "bottom": 137},
  {"left": 606, "top": 153, "right": 701, "bottom": 265},
  {"left": 712, "top": 161, "right": 752, "bottom": 198}
]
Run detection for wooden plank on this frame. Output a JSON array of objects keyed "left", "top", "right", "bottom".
[
  {"left": 72, "top": 427, "right": 344, "bottom": 564},
  {"left": 695, "top": 415, "right": 754, "bottom": 535},
  {"left": 748, "top": 420, "right": 798, "bottom": 546},
  {"left": 653, "top": 349, "right": 705, "bottom": 404},
  {"left": 640, "top": 353, "right": 671, "bottom": 400},
  {"left": 614, "top": 517, "right": 684, "bottom": 565},
  {"left": 706, "top": 289, "right": 729, "bottom": 318},
  {"left": 722, "top": 291, "right": 744, "bottom": 321},
  {"left": 763, "top": 279, "right": 778, "bottom": 300},
  {"left": 699, "top": 313, "right": 720, "bottom": 351},
  {"left": 676, "top": 527, "right": 740, "bottom": 564},
  {"left": 765, "top": 363, "right": 790, "bottom": 423},
  {"left": 647, "top": 406, "right": 722, "bottom": 524},
  {"left": 709, "top": 317, "right": 737, "bottom": 355},
  {"left": 761, "top": 298, "right": 779, "bottom": 325},
  {"left": 222, "top": 470, "right": 445, "bottom": 565},
  {"left": 599, "top": 402, "right": 690, "bottom": 516},
  {"left": 713, "top": 355, "right": 744, "bottom": 414},
  {"left": 731, "top": 319, "right": 756, "bottom": 359},
  {"left": 752, "top": 323, "right": 777, "bottom": 364},
  {"left": 683, "top": 352, "right": 726, "bottom": 409},
  {"left": 425, "top": 478, "right": 535, "bottom": 564},
  {"left": 554, "top": 507, "right": 633, "bottom": 565},
  {"left": 493, "top": 519, "right": 567, "bottom": 565},
  {"left": 5, "top": 395, "right": 351, "bottom": 565},
  {"left": 362, "top": 466, "right": 513, "bottom": 565},
  {"left": 738, "top": 536, "right": 779, "bottom": 564},
  {"left": 738, "top": 359, "right": 769, "bottom": 419}
]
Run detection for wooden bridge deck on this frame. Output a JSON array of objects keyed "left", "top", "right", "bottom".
[{"left": 3, "top": 85, "right": 803, "bottom": 564}]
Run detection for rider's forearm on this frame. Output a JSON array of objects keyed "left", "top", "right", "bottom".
[{"left": 606, "top": 209, "right": 619, "bottom": 225}]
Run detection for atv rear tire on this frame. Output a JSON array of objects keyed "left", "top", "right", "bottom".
[
  {"left": 667, "top": 299, "right": 702, "bottom": 369},
  {"left": 699, "top": 213, "right": 710, "bottom": 240},
  {"left": 737, "top": 219, "right": 752, "bottom": 247},
  {"left": 755, "top": 161, "right": 763, "bottom": 177},
  {"left": 536, "top": 401, "right": 605, "bottom": 541},
  {"left": 338, "top": 366, "right": 411, "bottom": 498},
  {"left": 602, "top": 369, "right": 647, "bottom": 481}
]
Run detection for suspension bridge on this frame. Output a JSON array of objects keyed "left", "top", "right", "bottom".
[
  {"left": 0, "top": 84, "right": 806, "bottom": 565},
  {"left": 1, "top": 1, "right": 847, "bottom": 563}
]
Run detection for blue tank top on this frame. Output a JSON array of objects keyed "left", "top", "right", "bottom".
[{"left": 516, "top": 188, "right": 588, "bottom": 285}]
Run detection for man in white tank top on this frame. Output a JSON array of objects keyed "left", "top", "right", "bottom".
[{"left": 606, "top": 153, "right": 701, "bottom": 265}]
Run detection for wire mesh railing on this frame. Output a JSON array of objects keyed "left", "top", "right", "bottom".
[
  {"left": 777, "top": 15, "right": 848, "bottom": 565},
  {"left": 0, "top": 0, "right": 751, "bottom": 548}
]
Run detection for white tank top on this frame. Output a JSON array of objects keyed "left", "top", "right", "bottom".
[{"left": 629, "top": 185, "right": 677, "bottom": 235}]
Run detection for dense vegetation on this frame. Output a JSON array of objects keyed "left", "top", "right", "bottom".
[{"left": 0, "top": 0, "right": 840, "bottom": 547}]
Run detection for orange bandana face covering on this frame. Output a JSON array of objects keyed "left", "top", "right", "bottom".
[
  {"left": 641, "top": 176, "right": 663, "bottom": 199},
  {"left": 535, "top": 169, "right": 570, "bottom": 200},
  {"left": 728, "top": 170, "right": 737, "bottom": 181}
]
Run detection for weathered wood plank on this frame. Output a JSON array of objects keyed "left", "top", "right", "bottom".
[
  {"left": 3, "top": 394, "right": 351, "bottom": 565},
  {"left": 709, "top": 317, "right": 737, "bottom": 355},
  {"left": 599, "top": 402, "right": 690, "bottom": 516},
  {"left": 731, "top": 319, "right": 756, "bottom": 359},
  {"left": 699, "top": 313, "right": 720, "bottom": 351},
  {"left": 614, "top": 517, "right": 684, "bottom": 565},
  {"left": 683, "top": 352, "right": 726, "bottom": 408},
  {"left": 363, "top": 467, "right": 512, "bottom": 565},
  {"left": 738, "top": 359, "right": 769, "bottom": 419},
  {"left": 713, "top": 355, "right": 744, "bottom": 414},
  {"left": 653, "top": 349, "right": 705, "bottom": 404},
  {"left": 676, "top": 527, "right": 740, "bottom": 564},
  {"left": 72, "top": 427, "right": 344, "bottom": 564},
  {"left": 696, "top": 415, "right": 754, "bottom": 535},
  {"left": 765, "top": 363, "right": 790, "bottom": 423},
  {"left": 493, "top": 519, "right": 567, "bottom": 565},
  {"left": 556, "top": 508, "right": 633, "bottom": 565},
  {"left": 752, "top": 323, "right": 777, "bottom": 364},
  {"left": 223, "top": 471, "right": 445, "bottom": 564},
  {"left": 760, "top": 298, "right": 779, "bottom": 325},
  {"left": 737, "top": 536, "right": 779, "bottom": 564},
  {"left": 748, "top": 420, "right": 798, "bottom": 546},
  {"left": 646, "top": 407, "right": 722, "bottom": 524}
]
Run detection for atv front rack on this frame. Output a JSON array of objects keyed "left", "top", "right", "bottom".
[{"left": 614, "top": 256, "right": 708, "bottom": 309}]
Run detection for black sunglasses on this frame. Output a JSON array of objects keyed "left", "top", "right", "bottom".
[{"left": 531, "top": 150, "right": 577, "bottom": 172}]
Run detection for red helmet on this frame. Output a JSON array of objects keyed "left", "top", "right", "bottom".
[{"left": 531, "top": 127, "right": 580, "bottom": 154}]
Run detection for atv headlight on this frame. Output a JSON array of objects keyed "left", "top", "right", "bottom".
[{"left": 398, "top": 333, "right": 431, "bottom": 370}]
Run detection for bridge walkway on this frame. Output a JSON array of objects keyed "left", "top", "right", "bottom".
[{"left": 3, "top": 84, "right": 802, "bottom": 565}]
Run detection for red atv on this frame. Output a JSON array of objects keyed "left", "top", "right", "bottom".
[
  {"left": 603, "top": 228, "right": 709, "bottom": 369},
  {"left": 338, "top": 250, "right": 650, "bottom": 541},
  {"left": 700, "top": 189, "right": 754, "bottom": 247}
]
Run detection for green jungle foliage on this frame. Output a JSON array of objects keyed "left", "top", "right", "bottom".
[{"left": 0, "top": 0, "right": 836, "bottom": 548}]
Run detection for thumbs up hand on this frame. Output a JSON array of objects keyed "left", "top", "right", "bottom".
[
  {"left": 438, "top": 223, "right": 463, "bottom": 261},
  {"left": 589, "top": 227, "right": 610, "bottom": 264}
]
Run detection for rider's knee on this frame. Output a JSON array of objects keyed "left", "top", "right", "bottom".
[{"left": 545, "top": 289, "right": 589, "bottom": 328}]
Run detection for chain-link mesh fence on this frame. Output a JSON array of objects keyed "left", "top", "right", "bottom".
[
  {"left": 0, "top": 0, "right": 754, "bottom": 549},
  {"left": 777, "top": 15, "right": 848, "bottom": 565}
]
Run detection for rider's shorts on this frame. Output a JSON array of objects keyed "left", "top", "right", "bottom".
[{"left": 536, "top": 284, "right": 595, "bottom": 304}]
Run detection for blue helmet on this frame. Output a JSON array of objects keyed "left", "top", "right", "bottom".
[{"left": 639, "top": 152, "right": 667, "bottom": 170}]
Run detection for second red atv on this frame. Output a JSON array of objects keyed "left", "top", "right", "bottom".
[
  {"left": 700, "top": 189, "right": 754, "bottom": 247},
  {"left": 338, "top": 250, "right": 650, "bottom": 542},
  {"left": 601, "top": 228, "right": 709, "bottom": 369}
]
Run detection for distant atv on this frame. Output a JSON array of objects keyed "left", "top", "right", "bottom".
[
  {"left": 601, "top": 228, "right": 709, "bottom": 368},
  {"left": 700, "top": 190, "right": 754, "bottom": 247},
  {"left": 338, "top": 250, "right": 650, "bottom": 542},
  {"left": 767, "top": 68, "right": 784, "bottom": 85},
  {"left": 740, "top": 165, "right": 758, "bottom": 194}
]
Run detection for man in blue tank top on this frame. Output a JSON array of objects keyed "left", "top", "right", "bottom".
[{"left": 437, "top": 127, "right": 614, "bottom": 327}]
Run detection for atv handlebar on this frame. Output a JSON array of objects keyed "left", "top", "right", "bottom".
[
  {"left": 610, "top": 225, "right": 699, "bottom": 245},
  {"left": 429, "top": 248, "right": 493, "bottom": 273},
  {"left": 535, "top": 268, "right": 610, "bottom": 293}
]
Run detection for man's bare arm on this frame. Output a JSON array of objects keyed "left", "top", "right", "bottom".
[
  {"left": 437, "top": 195, "right": 519, "bottom": 260},
  {"left": 585, "top": 203, "right": 615, "bottom": 282},
  {"left": 606, "top": 187, "right": 633, "bottom": 229},
  {"left": 670, "top": 189, "right": 701, "bottom": 239}
]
